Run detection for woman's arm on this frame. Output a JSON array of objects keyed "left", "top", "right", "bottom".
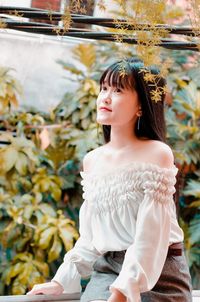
[
  {"left": 109, "top": 147, "right": 178, "bottom": 302},
  {"left": 27, "top": 152, "right": 100, "bottom": 295}
]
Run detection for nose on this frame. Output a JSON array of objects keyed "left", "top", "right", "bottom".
[{"left": 103, "top": 96, "right": 111, "bottom": 105}]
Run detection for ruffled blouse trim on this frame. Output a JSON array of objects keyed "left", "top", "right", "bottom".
[
  {"left": 80, "top": 161, "right": 178, "bottom": 180},
  {"left": 79, "top": 162, "right": 178, "bottom": 213}
]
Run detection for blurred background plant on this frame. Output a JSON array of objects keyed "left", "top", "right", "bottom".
[
  {"left": 0, "top": 41, "right": 200, "bottom": 294},
  {"left": 0, "top": 67, "right": 22, "bottom": 114},
  {"left": 0, "top": 67, "right": 81, "bottom": 294},
  {"left": 166, "top": 53, "right": 200, "bottom": 287}
]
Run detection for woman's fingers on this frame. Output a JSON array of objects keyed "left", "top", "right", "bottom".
[
  {"left": 27, "top": 283, "right": 51, "bottom": 295},
  {"left": 26, "top": 281, "right": 63, "bottom": 295},
  {"left": 26, "top": 284, "right": 46, "bottom": 295}
]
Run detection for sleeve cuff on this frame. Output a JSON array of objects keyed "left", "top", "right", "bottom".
[
  {"left": 52, "top": 261, "right": 82, "bottom": 294},
  {"left": 110, "top": 275, "right": 141, "bottom": 302}
]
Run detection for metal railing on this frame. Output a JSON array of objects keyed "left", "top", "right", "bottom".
[{"left": 0, "top": 293, "right": 80, "bottom": 302}]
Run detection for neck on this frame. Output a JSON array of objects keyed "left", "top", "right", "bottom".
[{"left": 108, "top": 123, "right": 139, "bottom": 150}]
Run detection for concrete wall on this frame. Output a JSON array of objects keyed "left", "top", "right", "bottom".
[
  {"left": 0, "top": 0, "right": 32, "bottom": 7},
  {"left": 0, "top": 30, "right": 91, "bottom": 112},
  {"left": 0, "top": 0, "right": 117, "bottom": 112},
  {"left": 0, "top": 0, "right": 99, "bottom": 112}
]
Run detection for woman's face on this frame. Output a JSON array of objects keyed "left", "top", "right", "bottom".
[{"left": 96, "top": 80, "right": 140, "bottom": 127}]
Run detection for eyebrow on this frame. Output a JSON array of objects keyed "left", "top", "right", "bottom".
[{"left": 101, "top": 80, "right": 124, "bottom": 88}]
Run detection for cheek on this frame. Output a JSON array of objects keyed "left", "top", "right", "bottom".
[
  {"left": 96, "top": 94, "right": 101, "bottom": 106},
  {"left": 114, "top": 103, "right": 138, "bottom": 125},
  {"left": 119, "top": 100, "right": 137, "bottom": 116},
  {"left": 118, "top": 108, "right": 136, "bottom": 122}
]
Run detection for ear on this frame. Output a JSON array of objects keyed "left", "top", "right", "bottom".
[{"left": 136, "top": 108, "right": 142, "bottom": 117}]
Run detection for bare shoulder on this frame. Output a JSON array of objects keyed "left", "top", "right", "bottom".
[
  {"left": 82, "top": 146, "right": 104, "bottom": 172},
  {"left": 143, "top": 140, "right": 174, "bottom": 169}
]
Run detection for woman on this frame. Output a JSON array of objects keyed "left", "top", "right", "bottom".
[{"left": 28, "top": 59, "right": 192, "bottom": 302}]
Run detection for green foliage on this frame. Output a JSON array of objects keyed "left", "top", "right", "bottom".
[
  {"left": 0, "top": 80, "right": 82, "bottom": 294},
  {"left": 0, "top": 134, "right": 39, "bottom": 175},
  {"left": 166, "top": 58, "right": 200, "bottom": 288},
  {"left": 34, "top": 211, "right": 78, "bottom": 262},
  {"left": 2, "top": 252, "right": 49, "bottom": 295},
  {"left": 0, "top": 67, "right": 22, "bottom": 114},
  {"left": 0, "top": 46, "right": 105, "bottom": 294}
]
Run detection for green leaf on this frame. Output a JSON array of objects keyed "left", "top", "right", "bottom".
[
  {"left": 184, "top": 180, "right": 200, "bottom": 198},
  {"left": 189, "top": 217, "right": 200, "bottom": 245}
]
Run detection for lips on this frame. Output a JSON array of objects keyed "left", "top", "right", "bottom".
[{"left": 99, "top": 106, "right": 112, "bottom": 112}]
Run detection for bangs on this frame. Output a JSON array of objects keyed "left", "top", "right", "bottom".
[{"left": 100, "top": 62, "right": 136, "bottom": 91}]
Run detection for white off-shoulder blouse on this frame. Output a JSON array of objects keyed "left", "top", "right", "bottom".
[{"left": 53, "top": 162, "right": 184, "bottom": 302}]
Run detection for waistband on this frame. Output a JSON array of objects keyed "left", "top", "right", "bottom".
[
  {"left": 167, "top": 242, "right": 183, "bottom": 257},
  {"left": 107, "top": 242, "right": 183, "bottom": 259}
]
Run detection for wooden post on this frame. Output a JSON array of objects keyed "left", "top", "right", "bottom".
[
  {"left": 31, "top": 0, "right": 61, "bottom": 24},
  {"left": 31, "top": 0, "right": 61, "bottom": 11}
]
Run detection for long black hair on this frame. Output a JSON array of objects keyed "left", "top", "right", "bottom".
[{"left": 99, "top": 59, "right": 167, "bottom": 143}]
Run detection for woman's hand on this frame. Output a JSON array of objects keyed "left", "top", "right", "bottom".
[
  {"left": 107, "top": 289, "right": 127, "bottom": 302},
  {"left": 26, "top": 280, "right": 64, "bottom": 295}
]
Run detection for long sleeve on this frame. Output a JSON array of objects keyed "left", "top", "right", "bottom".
[
  {"left": 52, "top": 201, "right": 100, "bottom": 293},
  {"left": 110, "top": 167, "right": 177, "bottom": 302}
]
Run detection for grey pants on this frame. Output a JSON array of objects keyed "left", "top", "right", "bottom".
[{"left": 81, "top": 250, "right": 192, "bottom": 302}]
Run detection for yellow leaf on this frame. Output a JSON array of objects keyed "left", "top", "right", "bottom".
[
  {"left": 22, "top": 148, "right": 38, "bottom": 163},
  {"left": 29, "top": 270, "right": 45, "bottom": 287},
  {"left": 52, "top": 187, "right": 61, "bottom": 202},
  {"left": 23, "top": 204, "right": 34, "bottom": 220},
  {"left": 12, "top": 278, "right": 26, "bottom": 295},
  {"left": 59, "top": 225, "right": 77, "bottom": 251},
  {"left": 0, "top": 83, "right": 7, "bottom": 97},
  {"left": 1, "top": 146, "right": 18, "bottom": 172},
  {"left": 38, "top": 226, "right": 57, "bottom": 249},
  {"left": 18, "top": 262, "right": 33, "bottom": 284},
  {"left": 7, "top": 206, "right": 23, "bottom": 222},
  {"left": 32, "top": 259, "right": 49, "bottom": 277},
  {"left": 32, "top": 174, "right": 40, "bottom": 183},
  {"left": 15, "top": 152, "right": 28, "bottom": 175},
  {"left": 10, "top": 94, "right": 18, "bottom": 107},
  {"left": 14, "top": 252, "right": 31, "bottom": 262},
  {"left": 83, "top": 79, "right": 99, "bottom": 96},
  {"left": 40, "top": 203, "right": 56, "bottom": 217},
  {"left": 74, "top": 44, "right": 96, "bottom": 69},
  {"left": 9, "top": 262, "right": 24, "bottom": 279},
  {"left": 7, "top": 84, "right": 15, "bottom": 97},
  {"left": 48, "top": 234, "right": 62, "bottom": 262},
  {"left": 176, "top": 79, "right": 188, "bottom": 88},
  {"left": 40, "top": 178, "right": 51, "bottom": 192}
]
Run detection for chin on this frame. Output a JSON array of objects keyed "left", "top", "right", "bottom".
[{"left": 96, "top": 117, "right": 111, "bottom": 125}]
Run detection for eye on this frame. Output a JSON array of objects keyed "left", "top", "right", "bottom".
[
  {"left": 114, "top": 87, "right": 122, "bottom": 93},
  {"left": 101, "top": 85, "right": 107, "bottom": 91}
]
